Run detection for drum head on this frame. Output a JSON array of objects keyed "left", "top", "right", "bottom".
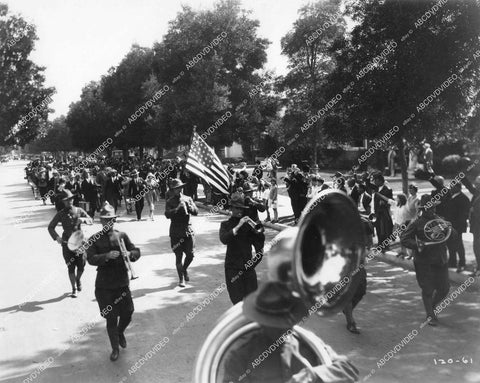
[{"left": 67, "top": 230, "right": 85, "bottom": 251}]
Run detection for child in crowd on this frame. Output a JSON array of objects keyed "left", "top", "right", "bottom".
[{"left": 268, "top": 178, "right": 278, "bottom": 223}]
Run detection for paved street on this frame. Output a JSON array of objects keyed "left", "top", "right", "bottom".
[{"left": 1, "top": 161, "right": 479, "bottom": 383}]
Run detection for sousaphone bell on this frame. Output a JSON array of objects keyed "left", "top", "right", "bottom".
[{"left": 193, "top": 190, "right": 366, "bottom": 382}]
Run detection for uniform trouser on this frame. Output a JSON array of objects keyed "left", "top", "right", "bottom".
[
  {"left": 95, "top": 286, "right": 134, "bottom": 350},
  {"left": 225, "top": 268, "right": 258, "bottom": 305},
  {"left": 447, "top": 231, "right": 465, "bottom": 267},
  {"left": 473, "top": 230, "right": 480, "bottom": 270},
  {"left": 171, "top": 236, "right": 195, "bottom": 279},
  {"left": 414, "top": 262, "right": 450, "bottom": 317},
  {"left": 135, "top": 198, "right": 144, "bottom": 220}
]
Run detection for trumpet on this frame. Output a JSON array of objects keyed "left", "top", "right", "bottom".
[
  {"left": 117, "top": 237, "right": 138, "bottom": 280},
  {"left": 244, "top": 216, "right": 265, "bottom": 234},
  {"left": 360, "top": 212, "right": 376, "bottom": 223}
]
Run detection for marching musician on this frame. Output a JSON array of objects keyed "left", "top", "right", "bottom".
[
  {"left": 86, "top": 202, "right": 141, "bottom": 361},
  {"left": 48, "top": 189, "right": 92, "bottom": 297},
  {"left": 400, "top": 194, "right": 450, "bottom": 326},
  {"left": 222, "top": 281, "right": 359, "bottom": 382},
  {"left": 243, "top": 182, "right": 266, "bottom": 258},
  {"left": 165, "top": 178, "right": 198, "bottom": 287},
  {"left": 219, "top": 193, "right": 264, "bottom": 304}
]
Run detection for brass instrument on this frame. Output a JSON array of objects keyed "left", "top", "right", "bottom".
[
  {"left": 415, "top": 218, "right": 452, "bottom": 252},
  {"left": 360, "top": 212, "right": 376, "bottom": 223},
  {"left": 193, "top": 190, "right": 365, "bottom": 382},
  {"left": 117, "top": 236, "right": 138, "bottom": 280}
]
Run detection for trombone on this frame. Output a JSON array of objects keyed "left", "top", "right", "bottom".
[
  {"left": 117, "top": 236, "right": 138, "bottom": 280},
  {"left": 360, "top": 212, "right": 376, "bottom": 223}
]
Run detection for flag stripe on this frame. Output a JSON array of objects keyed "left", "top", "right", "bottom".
[
  {"left": 185, "top": 132, "right": 231, "bottom": 195},
  {"left": 186, "top": 161, "right": 229, "bottom": 194}
]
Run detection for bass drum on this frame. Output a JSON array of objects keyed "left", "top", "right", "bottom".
[{"left": 193, "top": 303, "right": 334, "bottom": 383}]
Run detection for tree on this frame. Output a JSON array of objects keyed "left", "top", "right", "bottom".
[
  {"left": 280, "top": 0, "right": 345, "bottom": 165},
  {"left": 66, "top": 81, "right": 112, "bottom": 152},
  {"left": 0, "top": 3, "right": 55, "bottom": 146},
  {"left": 150, "top": 0, "right": 273, "bottom": 156},
  {"left": 325, "top": 0, "right": 480, "bottom": 192},
  {"left": 101, "top": 45, "right": 156, "bottom": 156},
  {"left": 29, "top": 116, "right": 72, "bottom": 159}
]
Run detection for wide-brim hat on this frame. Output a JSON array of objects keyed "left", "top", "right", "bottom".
[
  {"left": 243, "top": 282, "right": 308, "bottom": 328},
  {"left": 333, "top": 171, "right": 343, "bottom": 178},
  {"left": 61, "top": 189, "right": 75, "bottom": 201},
  {"left": 99, "top": 201, "right": 118, "bottom": 218},
  {"left": 122, "top": 170, "right": 131, "bottom": 176},
  {"left": 169, "top": 178, "right": 186, "bottom": 189},
  {"left": 146, "top": 172, "right": 155, "bottom": 179},
  {"left": 131, "top": 169, "right": 139, "bottom": 176},
  {"left": 230, "top": 192, "right": 247, "bottom": 209}
]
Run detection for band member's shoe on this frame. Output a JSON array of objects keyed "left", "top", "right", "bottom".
[
  {"left": 346, "top": 323, "right": 360, "bottom": 334},
  {"left": 427, "top": 316, "right": 439, "bottom": 326},
  {"left": 110, "top": 349, "right": 120, "bottom": 361},
  {"left": 70, "top": 289, "right": 77, "bottom": 298},
  {"left": 118, "top": 333, "right": 127, "bottom": 348},
  {"left": 183, "top": 269, "right": 190, "bottom": 282},
  {"left": 178, "top": 277, "right": 185, "bottom": 288}
]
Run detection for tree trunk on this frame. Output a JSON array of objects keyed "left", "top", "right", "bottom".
[
  {"left": 123, "top": 148, "right": 129, "bottom": 161},
  {"left": 397, "top": 138, "right": 409, "bottom": 194},
  {"left": 139, "top": 146, "right": 144, "bottom": 159}
]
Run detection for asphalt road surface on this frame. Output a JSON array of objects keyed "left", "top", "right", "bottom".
[{"left": 0, "top": 161, "right": 479, "bottom": 383}]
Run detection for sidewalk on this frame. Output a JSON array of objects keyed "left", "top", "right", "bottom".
[{"left": 195, "top": 197, "right": 479, "bottom": 290}]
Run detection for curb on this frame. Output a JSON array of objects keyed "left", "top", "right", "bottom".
[
  {"left": 196, "top": 201, "right": 289, "bottom": 232},
  {"left": 376, "top": 250, "right": 480, "bottom": 291},
  {"left": 197, "top": 201, "right": 480, "bottom": 290}
]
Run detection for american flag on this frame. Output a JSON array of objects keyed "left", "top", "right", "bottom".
[{"left": 186, "top": 132, "right": 231, "bottom": 195}]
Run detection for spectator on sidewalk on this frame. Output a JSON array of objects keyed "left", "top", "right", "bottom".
[
  {"left": 405, "top": 184, "right": 420, "bottom": 222},
  {"left": 371, "top": 173, "right": 394, "bottom": 251},
  {"left": 268, "top": 178, "right": 278, "bottom": 224},
  {"left": 445, "top": 183, "right": 469, "bottom": 272},
  {"left": 423, "top": 142, "right": 433, "bottom": 171}
]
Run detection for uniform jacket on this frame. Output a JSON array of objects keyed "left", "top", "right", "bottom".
[
  {"left": 400, "top": 214, "right": 448, "bottom": 265},
  {"left": 164, "top": 194, "right": 198, "bottom": 237},
  {"left": 86, "top": 230, "right": 140, "bottom": 289},
  {"left": 219, "top": 217, "right": 263, "bottom": 270},
  {"left": 48, "top": 206, "right": 90, "bottom": 240}
]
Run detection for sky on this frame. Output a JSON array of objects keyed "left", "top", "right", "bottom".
[{"left": 4, "top": 0, "right": 312, "bottom": 119}]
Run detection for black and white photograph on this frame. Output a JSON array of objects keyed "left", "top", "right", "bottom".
[{"left": 0, "top": 0, "right": 479, "bottom": 382}]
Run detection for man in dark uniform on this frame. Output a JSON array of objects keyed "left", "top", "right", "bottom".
[
  {"left": 48, "top": 190, "right": 92, "bottom": 297},
  {"left": 165, "top": 178, "right": 198, "bottom": 287},
  {"left": 222, "top": 281, "right": 359, "bottom": 382},
  {"left": 461, "top": 174, "right": 480, "bottom": 276},
  {"left": 401, "top": 195, "right": 450, "bottom": 326},
  {"left": 86, "top": 202, "right": 141, "bottom": 361},
  {"left": 243, "top": 182, "right": 266, "bottom": 258},
  {"left": 220, "top": 193, "right": 264, "bottom": 304}
]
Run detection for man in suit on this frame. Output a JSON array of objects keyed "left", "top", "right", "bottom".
[
  {"left": 445, "top": 183, "right": 470, "bottom": 272},
  {"left": 80, "top": 170, "right": 98, "bottom": 219},
  {"left": 128, "top": 170, "right": 146, "bottom": 221},
  {"left": 105, "top": 169, "right": 123, "bottom": 213},
  {"left": 371, "top": 173, "right": 394, "bottom": 250},
  {"left": 357, "top": 183, "right": 373, "bottom": 248}
]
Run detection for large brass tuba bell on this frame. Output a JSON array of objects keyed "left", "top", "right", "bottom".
[{"left": 193, "top": 190, "right": 366, "bottom": 382}]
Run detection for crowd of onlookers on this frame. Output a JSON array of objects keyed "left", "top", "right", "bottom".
[{"left": 22, "top": 152, "right": 480, "bottom": 275}]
